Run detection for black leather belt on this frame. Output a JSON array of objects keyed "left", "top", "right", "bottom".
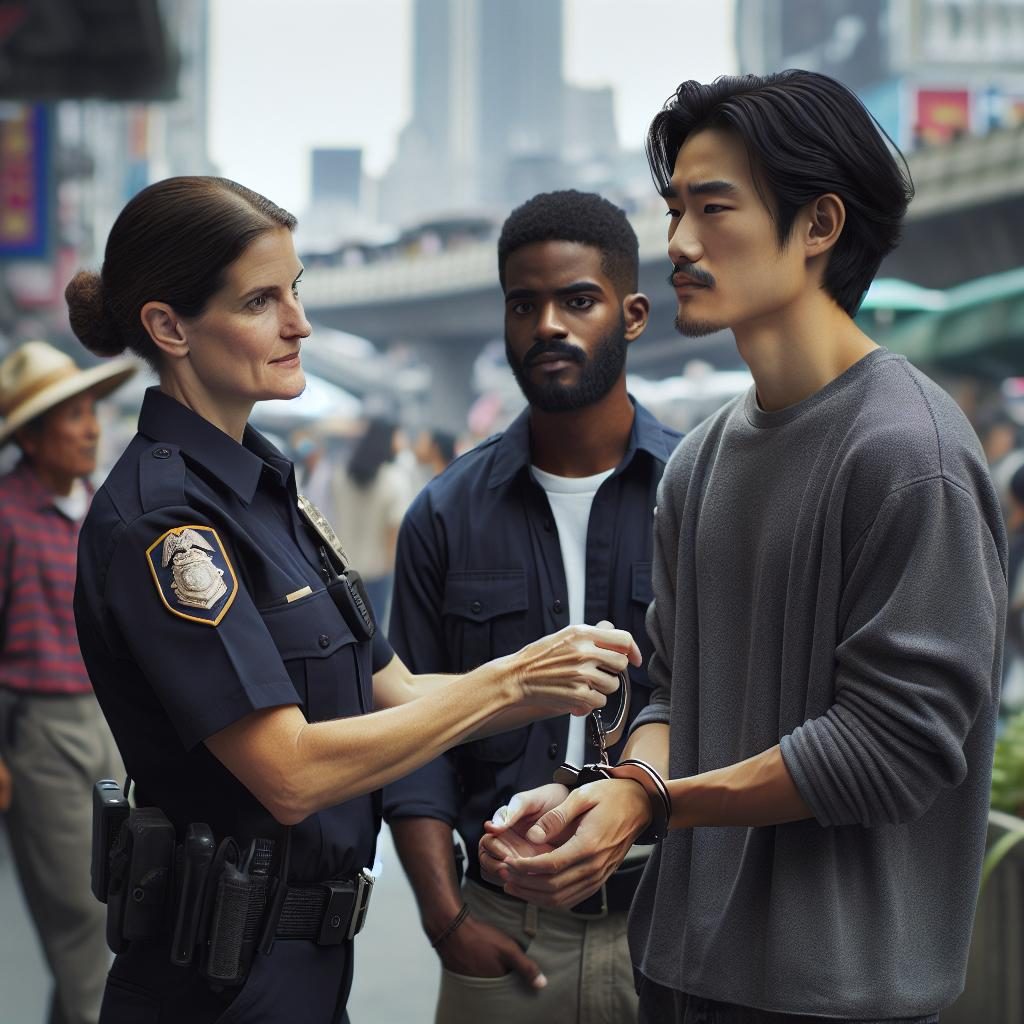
[
  {"left": 275, "top": 869, "right": 374, "bottom": 944},
  {"left": 467, "top": 858, "right": 646, "bottom": 918}
]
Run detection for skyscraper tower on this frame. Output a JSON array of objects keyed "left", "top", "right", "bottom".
[{"left": 381, "top": 0, "right": 566, "bottom": 223}]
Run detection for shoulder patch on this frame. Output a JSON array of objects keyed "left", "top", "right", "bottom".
[{"left": 145, "top": 525, "right": 237, "bottom": 625}]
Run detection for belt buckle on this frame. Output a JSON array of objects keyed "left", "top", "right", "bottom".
[
  {"left": 317, "top": 869, "right": 374, "bottom": 945},
  {"left": 568, "top": 881, "right": 608, "bottom": 920}
]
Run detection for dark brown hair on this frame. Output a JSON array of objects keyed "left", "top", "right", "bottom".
[{"left": 65, "top": 176, "right": 296, "bottom": 368}]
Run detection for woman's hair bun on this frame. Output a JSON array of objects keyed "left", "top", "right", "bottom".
[{"left": 65, "top": 269, "right": 126, "bottom": 357}]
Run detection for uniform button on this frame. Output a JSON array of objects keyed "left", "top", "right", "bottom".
[
  {"left": 470, "top": 600, "right": 482, "bottom": 614},
  {"left": 548, "top": 743, "right": 558, "bottom": 759},
  {"left": 543, "top": 517, "right": 554, "bottom": 532},
  {"left": 552, "top": 599, "right": 563, "bottom": 614},
  {"left": 152, "top": 447, "right": 171, "bottom": 459},
  {"left": 318, "top": 634, "right": 330, "bottom": 649}
]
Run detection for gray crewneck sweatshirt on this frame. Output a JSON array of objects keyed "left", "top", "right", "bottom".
[{"left": 629, "top": 349, "right": 1006, "bottom": 1018}]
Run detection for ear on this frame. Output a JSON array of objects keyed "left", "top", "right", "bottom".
[
  {"left": 803, "top": 193, "right": 845, "bottom": 259},
  {"left": 13, "top": 427, "right": 38, "bottom": 460},
  {"left": 140, "top": 301, "right": 189, "bottom": 360},
  {"left": 622, "top": 292, "right": 651, "bottom": 342}
]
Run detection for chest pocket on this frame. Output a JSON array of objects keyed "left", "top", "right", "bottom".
[
  {"left": 443, "top": 569, "right": 530, "bottom": 763},
  {"left": 629, "top": 561, "right": 655, "bottom": 692},
  {"left": 259, "top": 589, "right": 369, "bottom": 722}
]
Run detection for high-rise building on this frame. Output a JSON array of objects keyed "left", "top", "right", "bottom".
[
  {"left": 312, "top": 148, "right": 363, "bottom": 207},
  {"left": 380, "top": 0, "right": 572, "bottom": 224}
]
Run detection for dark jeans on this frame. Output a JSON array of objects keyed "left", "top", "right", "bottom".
[{"left": 637, "top": 975, "right": 940, "bottom": 1024}]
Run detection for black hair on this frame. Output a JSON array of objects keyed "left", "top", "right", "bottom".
[
  {"left": 66, "top": 176, "right": 296, "bottom": 369},
  {"left": 497, "top": 190, "right": 639, "bottom": 294},
  {"left": 347, "top": 417, "right": 397, "bottom": 488},
  {"left": 646, "top": 71, "right": 914, "bottom": 315},
  {"left": 430, "top": 429, "right": 457, "bottom": 465}
]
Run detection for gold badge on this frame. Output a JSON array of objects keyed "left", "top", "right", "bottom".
[
  {"left": 297, "top": 494, "right": 349, "bottom": 568},
  {"left": 146, "top": 525, "right": 237, "bottom": 626}
]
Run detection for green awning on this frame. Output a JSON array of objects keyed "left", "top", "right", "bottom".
[{"left": 858, "top": 267, "right": 1024, "bottom": 378}]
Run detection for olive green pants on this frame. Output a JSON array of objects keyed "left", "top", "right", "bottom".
[
  {"left": 1, "top": 691, "right": 122, "bottom": 1024},
  {"left": 435, "top": 879, "right": 638, "bottom": 1024}
]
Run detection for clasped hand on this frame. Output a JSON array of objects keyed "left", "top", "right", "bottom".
[{"left": 479, "top": 777, "right": 652, "bottom": 909}]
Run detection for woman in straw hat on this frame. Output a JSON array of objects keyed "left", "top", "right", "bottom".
[
  {"left": 64, "top": 176, "right": 637, "bottom": 1024},
  {"left": 0, "top": 339, "right": 135, "bottom": 1024}
]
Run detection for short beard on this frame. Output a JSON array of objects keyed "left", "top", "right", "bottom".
[
  {"left": 673, "top": 314, "right": 722, "bottom": 338},
  {"left": 506, "top": 316, "right": 628, "bottom": 413}
]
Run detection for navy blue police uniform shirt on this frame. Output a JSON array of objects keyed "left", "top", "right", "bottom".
[
  {"left": 75, "top": 388, "right": 394, "bottom": 884},
  {"left": 382, "top": 400, "right": 681, "bottom": 881}
]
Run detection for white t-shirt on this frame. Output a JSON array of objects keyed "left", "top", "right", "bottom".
[{"left": 531, "top": 464, "right": 614, "bottom": 766}]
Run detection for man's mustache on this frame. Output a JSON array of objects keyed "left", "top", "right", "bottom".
[
  {"left": 668, "top": 262, "right": 716, "bottom": 288},
  {"left": 522, "top": 340, "right": 586, "bottom": 368}
]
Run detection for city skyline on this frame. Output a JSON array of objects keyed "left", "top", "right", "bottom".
[{"left": 208, "top": 0, "right": 737, "bottom": 215}]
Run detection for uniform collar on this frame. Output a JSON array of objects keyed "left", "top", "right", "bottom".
[
  {"left": 138, "top": 388, "right": 291, "bottom": 503},
  {"left": 487, "top": 396, "right": 672, "bottom": 490}
]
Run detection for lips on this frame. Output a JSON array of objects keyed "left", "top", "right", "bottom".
[
  {"left": 672, "top": 275, "right": 708, "bottom": 289},
  {"left": 270, "top": 351, "right": 300, "bottom": 365}
]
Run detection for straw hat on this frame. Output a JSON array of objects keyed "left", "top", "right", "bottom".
[{"left": 0, "top": 340, "right": 138, "bottom": 445}]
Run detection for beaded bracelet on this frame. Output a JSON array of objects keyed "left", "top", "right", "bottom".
[{"left": 430, "top": 902, "right": 470, "bottom": 948}]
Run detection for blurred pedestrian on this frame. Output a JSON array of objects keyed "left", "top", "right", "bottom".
[
  {"left": 309, "top": 416, "right": 413, "bottom": 617},
  {"left": 0, "top": 340, "right": 135, "bottom": 1024},
  {"left": 412, "top": 426, "right": 457, "bottom": 487}
]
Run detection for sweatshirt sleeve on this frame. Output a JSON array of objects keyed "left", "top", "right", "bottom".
[
  {"left": 781, "top": 475, "right": 1006, "bottom": 827},
  {"left": 631, "top": 454, "right": 686, "bottom": 733}
]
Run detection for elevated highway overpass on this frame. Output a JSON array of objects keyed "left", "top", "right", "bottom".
[{"left": 300, "top": 125, "right": 1024, "bottom": 429}]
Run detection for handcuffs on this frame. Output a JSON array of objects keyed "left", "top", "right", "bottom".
[{"left": 551, "top": 669, "right": 672, "bottom": 843}]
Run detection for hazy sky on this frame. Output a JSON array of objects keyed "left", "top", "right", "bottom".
[{"left": 208, "top": 0, "right": 737, "bottom": 213}]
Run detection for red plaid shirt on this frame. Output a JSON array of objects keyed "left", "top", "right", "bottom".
[{"left": 0, "top": 459, "right": 93, "bottom": 694}]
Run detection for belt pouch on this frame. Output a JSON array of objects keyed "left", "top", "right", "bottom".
[
  {"left": 91, "top": 779, "right": 130, "bottom": 903},
  {"left": 202, "top": 839, "right": 273, "bottom": 987},
  {"left": 121, "top": 807, "right": 177, "bottom": 941}
]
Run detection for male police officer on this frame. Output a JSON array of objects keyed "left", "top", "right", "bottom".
[{"left": 383, "top": 190, "right": 681, "bottom": 1024}]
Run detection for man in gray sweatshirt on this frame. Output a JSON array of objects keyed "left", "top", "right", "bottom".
[{"left": 481, "top": 71, "right": 1007, "bottom": 1022}]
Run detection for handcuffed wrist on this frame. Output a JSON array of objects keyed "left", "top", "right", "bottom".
[{"left": 606, "top": 759, "right": 671, "bottom": 843}]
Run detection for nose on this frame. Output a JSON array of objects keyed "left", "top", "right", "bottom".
[
  {"left": 668, "top": 217, "right": 703, "bottom": 268},
  {"left": 535, "top": 301, "right": 567, "bottom": 341},
  {"left": 284, "top": 294, "right": 312, "bottom": 339}
]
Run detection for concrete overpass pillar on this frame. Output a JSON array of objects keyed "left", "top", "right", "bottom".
[{"left": 407, "top": 336, "right": 483, "bottom": 435}]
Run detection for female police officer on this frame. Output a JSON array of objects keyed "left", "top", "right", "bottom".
[{"left": 65, "top": 176, "right": 638, "bottom": 1024}]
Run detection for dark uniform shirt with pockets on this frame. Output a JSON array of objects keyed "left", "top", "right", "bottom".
[
  {"left": 74, "top": 387, "right": 393, "bottom": 1023},
  {"left": 382, "top": 400, "right": 681, "bottom": 888}
]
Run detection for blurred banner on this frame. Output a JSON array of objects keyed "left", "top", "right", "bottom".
[{"left": 0, "top": 103, "right": 53, "bottom": 261}]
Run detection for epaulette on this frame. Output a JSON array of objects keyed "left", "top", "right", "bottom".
[{"left": 138, "top": 443, "right": 187, "bottom": 513}]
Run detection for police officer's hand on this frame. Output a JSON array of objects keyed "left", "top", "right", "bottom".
[
  {"left": 0, "top": 756, "right": 11, "bottom": 812},
  {"left": 438, "top": 913, "right": 547, "bottom": 989},
  {"left": 504, "top": 620, "right": 640, "bottom": 716}
]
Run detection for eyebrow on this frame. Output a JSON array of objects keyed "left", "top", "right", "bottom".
[
  {"left": 504, "top": 281, "right": 605, "bottom": 302},
  {"left": 661, "top": 180, "right": 740, "bottom": 200},
  {"left": 238, "top": 267, "right": 305, "bottom": 303}
]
